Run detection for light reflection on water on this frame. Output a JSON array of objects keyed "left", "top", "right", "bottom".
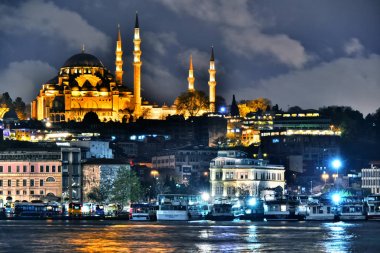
[
  {"left": 322, "top": 222, "right": 357, "bottom": 253},
  {"left": 0, "top": 220, "right": 378, "bottom": 252}
]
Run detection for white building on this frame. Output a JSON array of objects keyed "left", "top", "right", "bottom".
[
  {"left": 209, "top": 150, "right": 285, "bottom": 199},
  {"left": 362, "top": 162, "right": 380, "bottom": 194}
]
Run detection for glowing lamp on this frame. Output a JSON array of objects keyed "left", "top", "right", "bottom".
[
  {"left": 332, "top": 193, "right": 341, "bottom": 204},
  {"left": 332, "top": 159, "right": 342, "bottom": 169},
  {"left": 201, "top": 192, "right": 210, "bottom": 202},
  {"left": 248, "top": 198, "right": 257, "bottom": 206}
]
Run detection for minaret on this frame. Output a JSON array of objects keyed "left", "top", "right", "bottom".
[
  {"left": 115, "top": 24, "right": 123, "bottom": 85},
  {"left": 187, "top": 55, "right": 195, "bottom": 91},
  {"left": 133, "top": 12, "right": 142, "bottom": 118},
  {"left": 208, "top": 46, "right": 217, "bottom": 112}
]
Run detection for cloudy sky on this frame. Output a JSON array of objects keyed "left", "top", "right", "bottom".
[{"left": 0, "top": 0, "right": 379, "bottom": 115}]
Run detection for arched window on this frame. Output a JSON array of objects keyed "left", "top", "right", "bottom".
[{"left": 46, "top": 177, "right": 56, "bottom": 182}]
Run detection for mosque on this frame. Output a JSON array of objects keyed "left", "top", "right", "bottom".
[{"left": 31, "top": 13, "right": 217, "bottom": 122}]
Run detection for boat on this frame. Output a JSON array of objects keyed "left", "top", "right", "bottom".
[
  {"left": 263, "top": 195, "right": 302, "bottom": 220},
  {"left": 337, "top": 196, "right": 366, "bottom": 221},
  {"left": 207, "top": 203, "right": 235, "bottom": 221},
  {"left": 129, "top": 203, "right": 158, "bottom": 221},
  {"left": 365, "top": 194, "right": 380, "bottom": 219},
  {"left": 305, "top": 197, "right": 338, "bottom": 221},
  {"left": 156, "top": 194, "right": 204, "bottom": 221}
]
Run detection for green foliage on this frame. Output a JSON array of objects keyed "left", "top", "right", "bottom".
[
  {"left": 176, "top": 90, "right": 209, "bottom": 117},
  {"left": 111, "top": 168, "right": 143, "bottom": 207}
]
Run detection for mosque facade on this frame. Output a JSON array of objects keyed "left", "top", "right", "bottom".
[{"left": 31, "top": 14, "right": 217, "bottom": 122}]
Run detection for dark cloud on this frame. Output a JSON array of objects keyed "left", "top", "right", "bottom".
[{"left": 0, "top": 0, "right": 379, "bottom": 114}]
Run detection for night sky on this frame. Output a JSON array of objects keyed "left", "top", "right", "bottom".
[{"left": 0, "top": 0, "right": 379, "bottom": 115}]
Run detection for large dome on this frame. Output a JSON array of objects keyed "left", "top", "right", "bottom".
[{"left": 62, "top": 53, "right": 104, "bottom": 68}]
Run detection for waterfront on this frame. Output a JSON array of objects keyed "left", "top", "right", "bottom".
[{"left": 0, "top": 220, "right": 379, "bottom": 252}]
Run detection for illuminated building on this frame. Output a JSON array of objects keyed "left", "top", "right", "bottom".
[
  {"left": 209, "top": 150, "right": 285, "bottom": 199},
  {"left": 362, "top": 162, "right": 380, "bottom": 194},
  {"left": 0, "top": 150, "right": 62, "bottom": 203},
  {"left": 31, "top": 13, "right": 218, "bottom": 122},
  {"left": 260, "top": 110, "right": 341, "bottom": 176}
]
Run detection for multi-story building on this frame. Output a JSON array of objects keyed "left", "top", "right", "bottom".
[
  {"left": 260, "top": 110, "right": 341, "bottom": 176},
  {"left": 209, "top": 150, "right": 285, "bottom": 200},
  {"left": 152, "top": 147, "right": 217, "bottom": 184},
  {"left": 61, "top": 147, "right": 82, "bottom": 202},
  {"left": 0, "top": 150, "right": 62, "bottom": 203},
  {"left": 82, "top": 158, "right": 130, "bottom": 202},
  {"left": 362, "top": 162, "right": 380, "bottom": 194}
]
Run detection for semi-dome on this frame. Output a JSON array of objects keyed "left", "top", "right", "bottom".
[{"left": 62, "top": 53, "right": 105, "bottom": 68}]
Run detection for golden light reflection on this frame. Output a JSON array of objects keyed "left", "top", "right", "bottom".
[{"left": 67, "top": 224, "right": 176, "bottom": 253}]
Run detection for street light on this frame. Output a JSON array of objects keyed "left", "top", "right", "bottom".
[
  {"left": 331, "top": 159, "right": 342, "bottom": 178},
  {"left": 321, "top": 172, "right": 329, "bottom": 185}
]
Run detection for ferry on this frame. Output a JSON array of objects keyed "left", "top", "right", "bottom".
[
  {"left": 365, "top": 194, "right": 380, "bottom": 219},
  {"left": 337, "top": 196, "right": 366, "bottom": 221},
  {"left": 156, "top": 194, "right": 204, "bottom": 221},
  {"left": 305, "top": 197, "right": 338, "bottom": 221},
  {"left": 263, "top": 195, "right": 301, "bottom": 220},
  {"left": 207, "top": 203, "right": 235, "bottom": 221}
]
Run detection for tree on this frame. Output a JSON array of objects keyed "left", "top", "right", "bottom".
[
  {"left": 82, "top": 111, "right": 100, "bottom": 125},
  {"left": 87, "top": 187, "right": 107, "bottom": 203},
  {"left": 111, "top": 168, "right": 143, "bottom": 207},
  {"left": 13, "top": 97, "right": 26, "bottom": 120},
  {"left": 238, "top": 97, "right": 271, "bottom": 117},
  {"left": 0, "top": 92, "right": 13, "bottom": 108},
  {"left": 175, "top": 90, "right": 209, "bottom": 117},
  {"left": 287, "top": 106, "right": 303, "bottom": 113},
  {"left": 230, "top": 94, "right": 240, "bottom": 117}
]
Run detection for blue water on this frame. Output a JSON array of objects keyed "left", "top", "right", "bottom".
[{"left": 0, "top": 220, "right": 379, "bottom": 252}]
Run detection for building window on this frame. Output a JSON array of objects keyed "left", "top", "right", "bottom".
[
  {"left": 16, "top": 179, "right": 20, "bottom": 187},
  {"left": 40, "top": 190, "right": 44, "bottom": 195},
  {"left": 40, "top": 165, "right": 44, "bottom": 173},
  {"left": 52, "top": 166, "right": 56, "bottom": 173},
  {"left": 23, "top": 179, "right": 27, "bottom": 187},
  {"left": 8, "top": 191, "right": 11, "bottom": 195},
  {"left": 0, "top": 166, "right": 3, "bottom": 173},
  {"left": 31, "top": 165, "right": 35, "bottom": 173},
  {"left": 8, "top": 180, "right": 11, "bottom": 187},
  {"left": 23, "top": 165, "right": 27, "bottom": 172},
  {"left": 0, "top": 180, "right": 2, "bottom": 187},
  {"left": 46, "top": 166, "right": 50, "bottom": 173},
  {"left": 226, "top": 172, "right": 234, "bottom": 180},
  {"left": 46, "top": 177, "right": 56, "bottom": 182},
  {"left": 30, "top": 190, "right": 34, "bottom": 195},
  {"left": 16, "top": 190, "right": 20, "bottom": 195},
  {"left": 0, "top": 191, "right": 2, "bottom": 195},
  {"left": 58, "top": 166, "right": 61, "bottom": 173},
  {"left": 40, "top": 179, "right": 44, "bottom": 187},
  {"left": 16, "top": 166, "right": 20, "bottom": 173},
  {"left": 30, "top": 179, "right": 34, "bottom": 187},
  {"left": 8, "top": 166, "right": 11, "bottom": 173}
]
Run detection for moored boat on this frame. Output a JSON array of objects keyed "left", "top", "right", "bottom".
[{"left": 365, "top": 194, "right": 380, "bottom": 220}]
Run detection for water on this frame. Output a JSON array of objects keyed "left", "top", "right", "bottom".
[{"left": 0, "top": 220, "right": 379, "bottom": 252}]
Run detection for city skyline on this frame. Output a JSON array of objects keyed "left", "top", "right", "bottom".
[{"left": 0, "top": 0, "right": 379, "bottom": 115}]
